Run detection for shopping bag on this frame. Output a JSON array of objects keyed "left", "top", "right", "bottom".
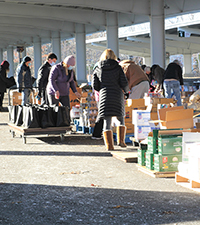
[
  {"left": 39, "top": 106, "right": 56, "bottom": 128},
  {"left": 22, "top": 105, "right": 40, "bottom": 128},
  {"left": 8, "top": 105, "right": 18, "bottom": 124},
  {"left": 54, "top": 106, "right": 71, "bottom": 127},
  {"left": 15, "top": 105, "right": 23, "bottom": 126}
]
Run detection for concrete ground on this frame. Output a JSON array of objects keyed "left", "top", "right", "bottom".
[{"left": 1, "top": 110, "right": 200, "bottom": 225}]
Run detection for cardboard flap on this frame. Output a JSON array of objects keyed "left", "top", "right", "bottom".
[
  {"left": 165, "top": 108, "right": 193, "bottom": 122},
  {"left": 158, "top": 106, "right": 184, "bottom": 121}
]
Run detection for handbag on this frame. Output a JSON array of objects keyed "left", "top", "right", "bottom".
[{"left": 6, "top": 76, "right": 16, "bottom": 88}]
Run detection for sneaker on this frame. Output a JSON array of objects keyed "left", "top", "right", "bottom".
[{"left": 91, "top": 136, "right": 103, "bottom": 140}]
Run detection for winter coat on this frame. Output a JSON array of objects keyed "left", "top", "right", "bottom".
[
  {"left": 151, "top": 64, "right": 165, "bottom": 85},
  {"left": 0, "top": 66, "right": 8, "bottom": 93},
  {"left": 119, "top": 60, "right": 149, "bottom": 90},
  {"left": 164, "top": 62, "right": 183, "bottom": 85},
  {"left": 46, "top": 62, "right": 77, "bottom": 96},
  {"left": 37, "top": 61, "right": 51, "bottom": 96},
  {"left": 92, "top": 59, "right": 129, "bottom": 119},
  {"left": 16, "top": 63, "right": 32, "bottom": 89}
]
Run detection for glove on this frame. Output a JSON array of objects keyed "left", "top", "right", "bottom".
[
  {"left": 18, "top": 88, "right": 22, "bottom": 93},
  {"left": 124, "top": 93, "right": 129, "bottom": 100}
]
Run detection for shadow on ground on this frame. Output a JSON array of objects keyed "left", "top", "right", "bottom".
[{"left": 0, "top": 183, "right": 200, "bottom": 225}]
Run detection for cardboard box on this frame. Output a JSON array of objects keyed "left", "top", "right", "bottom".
[
  {"left": 152, "top": 98, "right": 174, "bottom": 105},
  {"left": 135, "top": 125, "right": 151, "bottom": 141},
  {"left": 126, "top": 98, "right": 145, "bottom": 108},
  {"left": 147, "top": 130, "right": 159, "bottom": 154},
  {"left": 145, "top": 152, "right": 154, "bottom": 170},
  {"left": 132, "top": 110, "right": 151, "bottom": 126},
  {"left": 158, "top": 135, "right": 182, "bottom": 155},
  {"left": 137, "top": 149, "right": 146, "bottom": 166},
  {"left": 158, "top": 107, "right": 194, "bottom": 129},
  {"left": 126, "top": 124, "right": 134, "bottom": 134},
  {"left": 154, "top": 154, "right": 182, "bottom": 172}
]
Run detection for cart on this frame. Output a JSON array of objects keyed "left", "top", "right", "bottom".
[{"left": 7, "top": 87, "right": 72, "bottom": 144}]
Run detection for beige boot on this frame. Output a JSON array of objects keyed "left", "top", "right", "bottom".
[
  {"left": 103, "top": 130, "right": 114, "bottom": 150},
  {"left": 117, "top": 126, "right": 127, "bottom": 147}
]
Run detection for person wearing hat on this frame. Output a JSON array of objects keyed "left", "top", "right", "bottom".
[
  {"left": 46, "top": 55, "right": 81, "bottom": 107},
  {"left": 0, "top": 60, "right": 10, "bottom": 111},
  {"left": 37, "top": 53, "right": 58, "bottom": 105},
  {"left": 16, "top": 56, "right": 32, "bottom": 105}
]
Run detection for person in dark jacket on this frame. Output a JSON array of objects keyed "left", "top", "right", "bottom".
[
  {"left": 150, "top": 64, "right": 165, "bottom": 92},
  {"left": 46, "top": 55, "right": 81, "bottom": 107},
  {"left": 37, "top": 53, "right": 57, "bottom": 105},
  {"left": 92, "top": 49, "right": 129, "bottom": 150},
  {"left": 163, "top": 60, "right": 184, "bottom": 106},
  {"left": 16, "top": 56, "right": 32, "bottom": 106},
  {"left": 0, "top": 60, "right": 10, "bottom": 111}
]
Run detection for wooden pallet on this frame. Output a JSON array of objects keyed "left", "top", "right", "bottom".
[
  {"left": 136, "top": 164, "right": 176, "bottom": 178},
  {"left": 175, "top": 173, "right": 200, "bottom": 193},
  {"left": 111, "top": 151, "right": 138, "bottom": 163}
]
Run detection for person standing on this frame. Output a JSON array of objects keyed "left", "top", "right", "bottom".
[
  {"left": 16, "top": 56, "right": 32, "bottom": 106},
  {"left": 163, "top": 60, "right": 184, "bottom": 106},
  {"left": 0, "top": 60, "right": 10, "bottom": 111},
  {"left": 46, "top": 55, "right": 81, "bottom": 107},
  {"left": 119, "top": 60, "right": 149, "bottom": 99},
  {"left": 92, "top": 49, "right": 129, "bottom": 150},
  {"left": 37, "top": 53, "right": 57, "bottom": 105}
]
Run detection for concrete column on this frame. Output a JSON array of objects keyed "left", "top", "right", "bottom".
[
  {"left": 106, "top": 12, "right": 119, "bottom": 57},
  {"left": 33, "top": 37, "right": 42, "bottom": 78},
  {"left": 52, "top": 31, "right": 61, "bottom": 62},
  {"left": 22, "top": 47, "right": 26, "bottom": 59},
  {"left": 183, "top": 54, "right": 192, "bottom": 75},
  {"left": 0, "top": 48, "right": 3, "bottom": 63},
  {"left": 7, "top": 46, "right": 14, "bottom": 78},
  {"left": 144, "top": 57, "right": 151, "bottom": 66},
  {"left": 75, "top": 24, "right": 86, "bottom": 83},
  {"left": 150, "top": 0, "right": 165, "bottom": 68}
]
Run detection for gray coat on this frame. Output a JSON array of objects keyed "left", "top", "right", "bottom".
[{"left": 92, "top": 59, "right": 129, "bottom": 120}]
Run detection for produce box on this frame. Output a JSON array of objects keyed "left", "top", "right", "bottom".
[
  {"left": 154, "top": 154, "right": 182, "bottom": 172},
  {"left": 145, "top": 152, "right": 154, "bottom": 170},
  {"left": 158, "top": 135, "right": 182, "bottom": 155},
  {"left": 137, "top": 149, "right": 147, "bottom": 166},
  {"left": 147, "top": 129, "right": 159, "bottom": 154}
]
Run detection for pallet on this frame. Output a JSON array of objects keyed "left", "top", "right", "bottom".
[
  {"left": 111, "top": 151, "right": 138, "bottom": 163},
  {"left": 175, "top": 173, "right": 200, "bottom": 193},
  {"left": 8, "top": 123, "right": 71, "bottom": 144},
  {"left": 136, "top": 164, "right": 176, "bottom": 178}
]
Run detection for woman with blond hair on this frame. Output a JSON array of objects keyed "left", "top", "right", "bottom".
[{"left": 92, "top": 49, "right": 129, "bottom": 150}]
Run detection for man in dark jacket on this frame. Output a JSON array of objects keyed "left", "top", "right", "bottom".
[
  {"left": 37, "top": 53, "right": 57, "bottom": 105},
  {"left": 16, "top": 56, "right": 32, "bottom": 106},
  {"left": 163, "top": 60, "right": 184, "bottom": 106}
]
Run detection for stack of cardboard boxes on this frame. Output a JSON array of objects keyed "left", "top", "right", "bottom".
[{"left": 138, "top": 106, "right": 195, "bottom": 173}]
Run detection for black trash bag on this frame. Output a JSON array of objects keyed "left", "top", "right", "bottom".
[
  {"left": 6, "top": 76, "right": 16, "bottom": 88},
  {"left": 39, "top": 106, "right": 56, "bottom": 128},
  {"left": 8, "top": 105, "right": 18, "bottom": 124},
  {"left": 22, "top": 105, "right": 40, "bottom": 128},
  {"left": 54, "top": 106, "right": 71, "bottom": 127},
  {"left": 15, "top": 105, "right": 23, "bottom": 126}
]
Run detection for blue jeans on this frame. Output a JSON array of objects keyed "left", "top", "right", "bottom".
[
  {"left": 22, "top": 89, "right": 31, "bottom": 106},
  {"left": 163, "top": 80, "right": 182, "bottom": 106}
]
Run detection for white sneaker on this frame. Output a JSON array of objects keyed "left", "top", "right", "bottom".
[{"left": 91, "top": 136, "right": 103, "bottom": 140}]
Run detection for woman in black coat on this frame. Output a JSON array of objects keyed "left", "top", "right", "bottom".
[
  {"left": 92, "top": 49, "right": 129, "bottom": 150},
  {"left": 0, "top": 60, "right": 10, "bottom": 110}
]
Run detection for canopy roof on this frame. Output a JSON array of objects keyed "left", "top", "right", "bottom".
[{"left": 0, "top": 0, "right": 200, "bottom": 50}]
